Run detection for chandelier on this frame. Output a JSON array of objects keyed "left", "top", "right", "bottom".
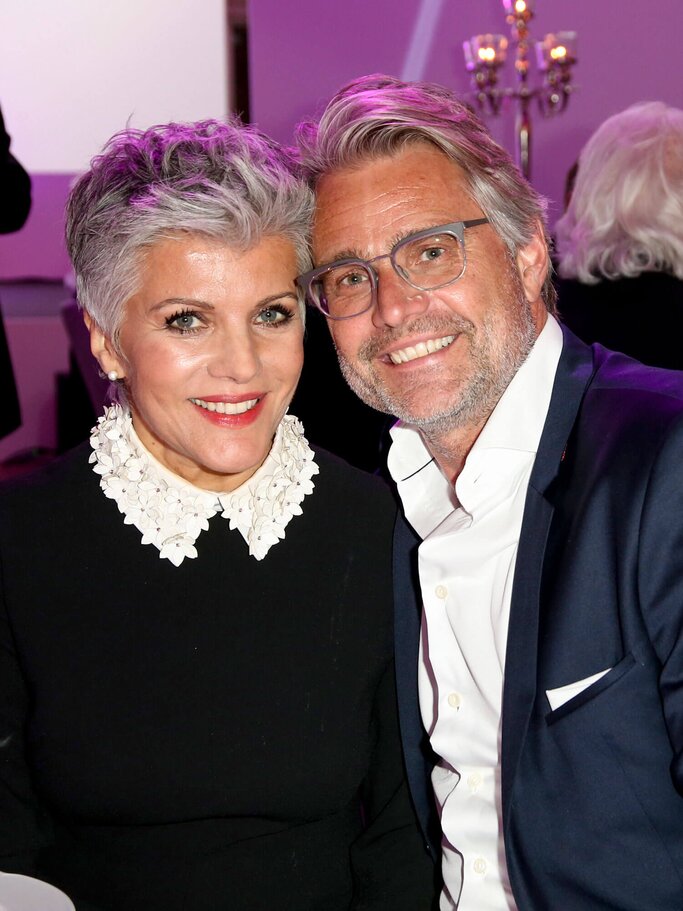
[{"left": 463, "top": 0, "right": 577, "bottom": 178}]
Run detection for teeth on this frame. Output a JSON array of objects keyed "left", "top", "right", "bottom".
[
  {"left": 389, "top": 335, "right": 456, "bottom": 365},
  {"left": 190, "top": 397, "right": 259, "bottom": 415}
]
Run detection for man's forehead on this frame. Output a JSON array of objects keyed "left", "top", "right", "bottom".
[
  {"left": 315, "top": 143, "right": 470, "bottom": 198},
  {"left": 311, "top": 146, "right": 477, "bottom": 260}
]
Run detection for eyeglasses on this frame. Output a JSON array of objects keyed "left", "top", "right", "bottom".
[{"left": 297, "top": 218, "right": 489, "bottom": 320}]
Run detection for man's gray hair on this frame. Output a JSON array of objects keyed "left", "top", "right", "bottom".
[
  {"left": 556, "top": 101, "right": 683, "bottom": 284},
  {"left": 66, "top": 118, "right": 314, "bottom": 343},
  {"left": 296, "top": 74, "right": 557, "bottom": 313}
]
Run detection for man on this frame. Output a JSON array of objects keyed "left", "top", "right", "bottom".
[{"left": 295, "top": 75, "right": 683, "bottom": 910}]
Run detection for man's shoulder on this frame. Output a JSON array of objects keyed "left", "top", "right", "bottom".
[
  {"left": 540, "top": 334, "right": 683, "bottom": 486},
  {"left": 560, "top": 344, "right": 683, "bottom": 473},
  {"left": 559, "top": 327, "right": 683, "bottom": 417},
  {"left": 586, "top": 346, "right": 683, "bottom": 424}
]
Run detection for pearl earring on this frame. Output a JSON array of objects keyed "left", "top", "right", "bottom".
[{"left": 107, "top": 371, "right": 119, "bottom": 382}]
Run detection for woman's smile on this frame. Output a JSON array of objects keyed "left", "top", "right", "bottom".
[{"left": 189, "top": 394, "right": 265, "bottom": 425}]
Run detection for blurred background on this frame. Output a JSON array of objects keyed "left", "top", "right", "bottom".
[{"left": 0, "top": 0, "right": 680, "bottom": 464}]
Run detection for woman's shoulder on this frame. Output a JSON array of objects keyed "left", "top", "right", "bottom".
[
  {"left": 311, "top": 446, "right": 395, "bottom": 506},
  {"left": 303, "top": 446, "right": 397, "bottom": 546},
  {"left": 0, "top": 441, "right": 95, "bottom": 514}
]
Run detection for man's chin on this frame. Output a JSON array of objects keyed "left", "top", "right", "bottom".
[
  {"left": 337, "top": 355, "right": 461, "bottom": 423},
  {"left": 337, "top": 357, "right": 394, "bottom": 415}
]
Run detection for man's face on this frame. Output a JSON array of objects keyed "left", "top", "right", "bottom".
[{"left": 311, "top": 143, "right": 548, "bottom": 441}]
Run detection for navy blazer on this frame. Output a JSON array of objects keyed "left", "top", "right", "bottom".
[{"left": 393, "top": 327, "right": 683, "bottom": 910}]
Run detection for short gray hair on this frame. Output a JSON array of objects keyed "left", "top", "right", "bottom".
[
  {"left": 556, "top": 101, "right": 683, "bottom": 283},
  {"left": 66, "top": 118, "right": 314, "bottom": 342},
  {"left": 296, "top": 74, "right": 556, "bottom": 313}
]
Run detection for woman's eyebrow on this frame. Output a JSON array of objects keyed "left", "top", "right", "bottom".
[
  {"left": 149, "top": 297, "right": 216, "bottom": 313},
  {"left": 256, "top": 291, "right": 299, "bottom": 306}
]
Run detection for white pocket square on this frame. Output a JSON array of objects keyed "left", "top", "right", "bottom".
[{"left": 546, "top": 667, "right": 613, "bottom": 711}]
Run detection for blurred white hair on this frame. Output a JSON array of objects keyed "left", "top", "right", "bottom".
[{"left": 555, "top": 101, "right": 683, "bottom": 283}]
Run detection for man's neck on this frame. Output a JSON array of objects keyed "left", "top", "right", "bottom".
[{"left": 420, "top": 418, "right": 486, "bottom": 486}]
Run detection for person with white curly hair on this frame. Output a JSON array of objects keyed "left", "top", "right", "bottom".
[{"left": 555, "top": 101, "right": 683, "bottom": 367}]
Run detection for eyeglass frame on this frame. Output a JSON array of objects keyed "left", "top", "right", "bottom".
[{"left": 296, "top": 217, "right": 490, "bottom": 320}]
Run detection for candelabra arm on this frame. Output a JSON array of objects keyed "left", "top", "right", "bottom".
[{"left": 516, "top": 94, "right": 532, "bottom": 179}]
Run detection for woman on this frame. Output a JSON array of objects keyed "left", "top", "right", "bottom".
[
  {"left": 555, "top": 101, "right": 683, "bottom": 369},
  {"left": 0, "top": 120, "right": 436, "bottom": 910}
]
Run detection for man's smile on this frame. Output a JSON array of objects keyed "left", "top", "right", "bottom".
[{"left": 387, "top": 334, "right": 457, "bottom": 365}]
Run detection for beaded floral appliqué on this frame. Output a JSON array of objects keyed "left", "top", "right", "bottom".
[{"left": 89, "top": 404, "right": 319, "bottom": 566}]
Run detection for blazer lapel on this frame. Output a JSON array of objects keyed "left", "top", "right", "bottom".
[
  {"left": 501, "top": 327, "right": 596, "bottom": 824},
  {"left": 393, "top": 512, "right": 440, "bottom": 856}
]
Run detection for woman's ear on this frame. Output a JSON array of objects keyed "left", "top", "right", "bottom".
[
  {"left": 83, "top": 312, "right": 126, "bottom": 380},
  {"left": 515, "top": 220, "right": 549, "bottom": 305}
]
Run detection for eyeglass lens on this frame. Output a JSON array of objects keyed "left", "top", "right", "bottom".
[{"left": 312, "top": 229, "right": 465, "bottom": 318}]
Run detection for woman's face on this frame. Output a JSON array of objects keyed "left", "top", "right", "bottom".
[{"left": 90, "top": 233, "right": 304, "bottom": 492}]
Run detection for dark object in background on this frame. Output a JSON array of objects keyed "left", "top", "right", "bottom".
[
  {"left": 291, "top": 307, "right": 393, "bottom": 473},
  {"left": 0, "top": 105, "right": 32, "bottom": 439},
  {"left": 0, "top": 107, "right": 31, "bottom": 233},
  {"left": 56, "top": 354, "right": 99, "bottom": 452},
  {"left": 557, "top": 272, "right": 683, "bottom": 370}
]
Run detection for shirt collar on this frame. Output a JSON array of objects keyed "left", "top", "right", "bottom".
[
  {"left": 388, "top": 315, "right": 563, "bottom": 535},
  {"left": 470, "top": 314, "right": 563, "bottom": 455},
  {"left": 89, "top": 405, "right": 319, "bottom": 565}
]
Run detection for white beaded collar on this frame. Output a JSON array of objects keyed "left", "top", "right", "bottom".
[{"left": 89, "top": 404, "right": 319, "bottom": 566}]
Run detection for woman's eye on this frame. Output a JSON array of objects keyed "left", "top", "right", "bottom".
[
  {"left": 257, "top": 305, "right": 292, "bottom": 325},
  {"left": 166, "top": 311, "right": 201, "bottom": 332}
]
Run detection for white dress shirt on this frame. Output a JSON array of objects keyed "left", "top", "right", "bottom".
[{"left": 388, "top": 316, "right": 563, "bottom": 910}]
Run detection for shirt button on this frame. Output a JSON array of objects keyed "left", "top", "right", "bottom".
[
  {"left": 435, "top": 584, "right": 448, "bottom": 600},
  {"left": 473, "top": 857, "right": 487, "bottom": 876},
  {"left": 467, "top": 772, "right": 482, "bottom": 792},
  {"left": 447, "top": 692, "right": 462, "bottom": 709}
]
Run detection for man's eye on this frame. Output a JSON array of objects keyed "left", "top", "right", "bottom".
[
  {"left": 419, "top": 245, "right": 446, "bottom": 261},
  {"left": 337, "top": 268, "right": 369, "bottom": 288}
]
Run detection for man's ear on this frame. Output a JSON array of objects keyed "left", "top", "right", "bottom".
[
  {"left": 83, "top": 312, "right": 126, "bottom": 379},
  {"left": 516, "top": 220, "right": 549, "bottom": 306}
]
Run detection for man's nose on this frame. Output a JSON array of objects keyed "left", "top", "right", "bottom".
[{"left": 371, "top": 260, "right": 430, "bottom": 329}]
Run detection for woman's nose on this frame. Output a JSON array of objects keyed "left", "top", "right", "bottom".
[
  {"left": 206, "top": 330, "right": 260, "bottom": 383},
  {"left": 371, "top": 262, "right": 430, "bottom": 329}
]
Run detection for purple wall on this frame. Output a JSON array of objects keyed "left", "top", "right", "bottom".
[
  {"left": 0, "top": 175, "right": 73, "bottom": 281},
  {"left": 4, "top": 2, "right": 681, "bottom": 282},
  {"left": 249, "top": 0, "right": 683, "bottom": 226}
]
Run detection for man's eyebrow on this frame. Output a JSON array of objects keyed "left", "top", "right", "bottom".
[
  {"left": 316, "top": 247, "right": 367, "bottom": 266},
  {"left": 316, "top": 221, "right": 459, "bottom": 266}
]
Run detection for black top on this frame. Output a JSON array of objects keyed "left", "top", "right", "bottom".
[
  {"left": 0, "top": 444, "right": 436, "bottom": 910},
  {"left": 556, "top": 272, "right": 683, "bottom": 370}
]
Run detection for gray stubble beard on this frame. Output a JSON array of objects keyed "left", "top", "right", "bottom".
[{"left": 334, "top": 285, "right": 538, "bottom": 442}]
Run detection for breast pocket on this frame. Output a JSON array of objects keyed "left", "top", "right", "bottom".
[{"left": 545, "top": 653, "right": 636, "bottom": 725}]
